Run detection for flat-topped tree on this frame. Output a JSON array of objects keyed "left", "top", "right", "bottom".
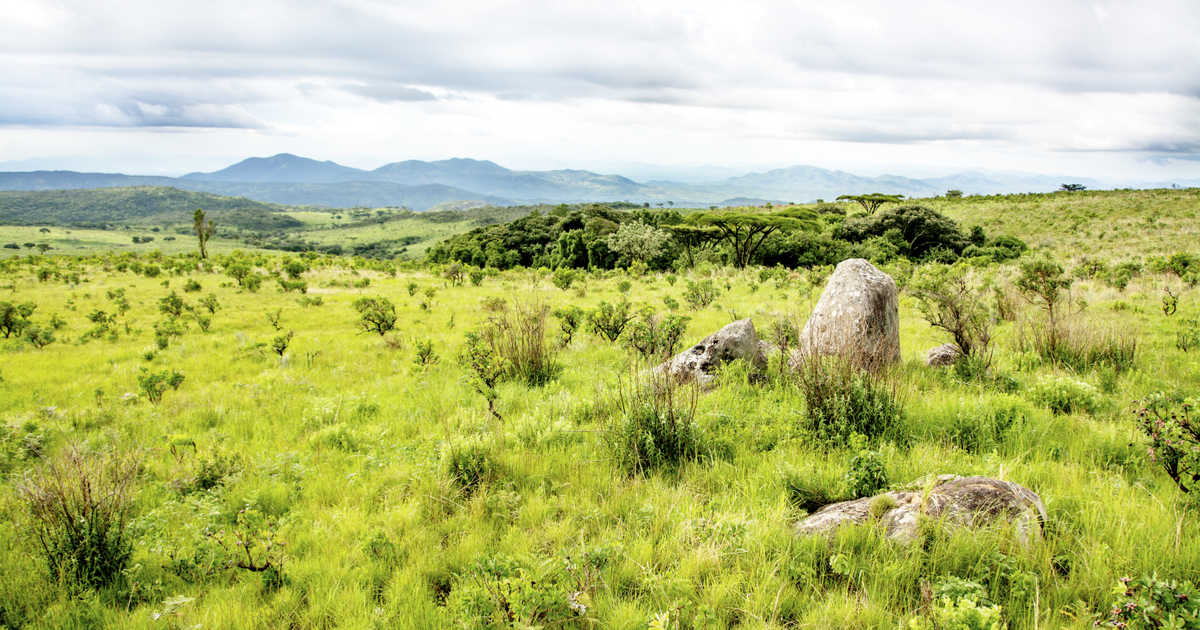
[
  {"left": 836, "top": 193, "right": 904, "bottom": 215},
  {"left": 683, "top": 206, "right": 818, "bottom": 269}
]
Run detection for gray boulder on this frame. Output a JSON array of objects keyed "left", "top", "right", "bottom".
[
  {"left": 926, "top": 343, "right": 961, "bottom": 368},
  {"left": 795, "top": 475, "right": 1047, "bottom": 545},
  {"left": 797, "top": 259, "right": 900, "bottom": 370},
  {"left": 658, "top": 318, "right": 767, "bottom": 386}
]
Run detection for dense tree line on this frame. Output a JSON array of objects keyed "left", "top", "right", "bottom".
[{"left": 428, "top": 202, "right": 1027, "bottom": 271}]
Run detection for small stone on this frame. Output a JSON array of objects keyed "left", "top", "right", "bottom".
[
  {"left": 657, "top": 318, "right": 767, "bottom": 386},
  {"left": 926, "top": 343, "right": 961, "bottom": 368}
]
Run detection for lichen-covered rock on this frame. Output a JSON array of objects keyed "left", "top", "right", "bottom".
[
  {"left": 657, "top": 318, "right": 767, "bottom": 386},
  {"left": 926, "top": 343, "right": 961, "bottom": 368},
  {"left": 797, "top": 259, "right": 900, "bottom": 370},
  {"left": 794, "top": 476, "right": 1047, "bottom": 544}
]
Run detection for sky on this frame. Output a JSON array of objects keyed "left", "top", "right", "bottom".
[{"left": 1, "top": 0, "right": 1198, "bottom": 181}]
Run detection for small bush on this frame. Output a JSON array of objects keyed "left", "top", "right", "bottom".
[
  {"left": 552, "top": 268, "right": 576, "bottom": 290},
  {"left": 845, "top": 444, "right": 888, "bottom": 499},
  {"left": 1102, "top": 575, "right": 1200, "bottom": 629},
  {"left": 137, "top": 368, "right": 185, "bottom": 403},
  {"left": 353, "top": 296, "right": 397, "bottom": 336},
  {"left": 1133, "top": 392, "right": 1199, "bottom": 494},
  {"left": 15, "top": 444, "right": 140, "bottom": 590},
  {"left": 623, "top": 308, "right": 690, "bottom": 362},
  {"left": 552, "top": 305, "right": 586, "bottom": 346},
  {"left": 480, "top": 298, "right": 558, "bottom": 385},
  {"left": 588, "top": 299, "right": 634, "bottom": 343},
  {"left": 414, "top": 340, "right": 438, "bottom": 366},
  {"left": 443, "top": 440, "right": 500, "bottom": 495},
  {"left": 683, "top": 279, "right": 719, "bottom": 310},
  {"left": 611, "top": 372, "right": 706, "bottom": 474},
  {"left": 183, "top": 279, "right": 202, "bottom": 292},
  {"left": 793, "top": 355, "right": 904, "bottom": 445},
  {"left": 1026, "top": 375, "right": 1098, "bottom": 415}
]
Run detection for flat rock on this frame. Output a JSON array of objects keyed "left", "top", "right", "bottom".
[
  {"left": 657, "top": 318, "right": 767, "bottom": 386},
  {"left": 926, "top": 343, "right": 961, "bottom": 368},
  {"left": 797, "top": 259, "right": 900, "bottom": 370},
  {"left": 794, "top": 475, "right": 1047, "bottom": 544}
]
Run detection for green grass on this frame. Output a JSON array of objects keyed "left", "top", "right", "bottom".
[{"left": 1, "top": 190, "right": 1199, "bottom": 629}]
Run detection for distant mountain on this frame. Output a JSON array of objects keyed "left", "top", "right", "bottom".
[
  {"left": 2, "top": 155, "right": 1191, "bottom": 209},
  {"left": 181, "top": 153, "right": 368, "bottom": 183}
]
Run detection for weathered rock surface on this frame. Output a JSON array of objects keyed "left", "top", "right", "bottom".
[
  {"left": 797, "top": 258, "right": 900, "bottom": 370},
  {"left": 926, "top": 343, "right": 961, "bottom": 368},
  {"left": 657, "top": 318, "right": 767, "bottom": 386},
  {"left": 794, "top": 476, "right": 1047, "bottom": 544}
]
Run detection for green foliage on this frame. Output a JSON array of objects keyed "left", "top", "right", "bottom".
[
  {"left": 909, "top": 263, "right": 995, "bottom": 359},
  {"left": 552, "top": 305, "right": 586, "bottom": 346},
  {"left": 684, "top": 207, "right": 819, "bottom": 268},
  {"left": 612, "top": 373, "right": 706, "bottom": 474},
  {"left": 193, "top": 208, "right": 216, "bottom": 259},
  {"left": 793, "top": 355, "right": 903, "bottom": 445},
  {"left": 414, "top": 339, "right": 438, "bottom": 366},
  {"left": 0, "top": 186, "right": 301, "bottom": 229},
  {"left": 443, "top": 440, "right": 499, "bottom": 494},
  {"left": 460, "top": 331, "right": 508, "bottom": 422},
  {"left": 683, "top": 279, "right": 719, "bottom": 310},
  {"left": 1178, "top": 318, "right": 1200, "bottom": 353},
  {"left": 477, "top": 299, "right": 558, "bottom": 385},
  {"left": 272, "top": 330, "right": 295, "bottom": 357},
  {"left": 137, "top": 368, "right": 185, "bottom": 403},
  {"left": 22, "top": 325, "right": 55, "bottom": 349},
  {"left": 606, "top": 220, "right": 670, "bottom": 263},
  {"left": 616, "top": 279, "right": 632, "bottom": 293},
  {"left": 836, "top": 193, "right": 905, "bottom": 215},
  {"left": 448, "top": 554, "right": 594, "bottom": 629},
  {"left": 1027, "top": 375, "right": 1099, "bottom": 415},
  {"left": 840, "top": 205, "right": 969, "bottom": 261},
  {"left": 1134, "top": 393, "right": 1199, "bottom": 495},
  {"left": 14, "top": 444, "right": 140, "bottom": 590},
  {"left": 845, "top": 444, "right": 889, "bottom": 499},
  {"left": 353, "top": 296, "right": 397, "bottom": 336},
  {"left": 1102, "top": 575, "right": 1200, "bottom": 629},
  {"left": 158, "top": 290, "right": 188, "bottom": 318},
  {"left": 623, "top": 308, "right": 691, "bottom": 362},
  {"left": 183, "top": 278, "right": 202, "bottom": 292},
  {"left": 198, "top": 292, "right": 220, "bottom": 314},
  {"left": 0, "top": 301, "right": 35, "bottom": 338},
  {"left": 588, "top": 299, "right": 634, "bottom": 342}
]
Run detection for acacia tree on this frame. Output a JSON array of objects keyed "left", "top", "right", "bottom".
[
  {"left": 836, "top": 193, "right": 904, "bottom": 215},
  {"left": 193, "top": 209, "right": 216, "bottom": 259},
  {"left": 606, "top": 221, "right": 670, "bottom": 264},
  {"left": 663, "top": 225, "right": 719, "bottom": 268},
  {"left": 684, "top": 207, "right": 818, "bottom": 269}
]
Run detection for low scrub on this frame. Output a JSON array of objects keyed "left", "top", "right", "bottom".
[
  {"left": 611, "top": 372, "right": 706, "bottom": 474},
  {"left": 792, "top": 354, "right": 904, "bottom": 445}
]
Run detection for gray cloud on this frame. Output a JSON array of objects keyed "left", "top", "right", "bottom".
[{"left": 338, "top": 83, "right": 437, "bottom": 102}]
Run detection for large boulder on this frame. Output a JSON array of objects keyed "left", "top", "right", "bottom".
[
  {"left": 795, "top": 475, "right": 1047, "bottom": 545},
  {"left": 657, "top": 318, "right": 767, "bottom": 386},
  {"left": 797, "top": 258, "right": 900, "bottom": 370},
  {"left": 926, "top": 343, "right": 961, "bottom": 368}
]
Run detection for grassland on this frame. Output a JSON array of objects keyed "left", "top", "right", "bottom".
[{"left": 0, "top": 189, "right": 1198, "bottom": 629}]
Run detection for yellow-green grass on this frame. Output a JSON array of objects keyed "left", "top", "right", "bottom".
[
  {"left": 1, "top": 252, "right": 1199, "bottom": 628},
  {"left": 0, "top": 225, "right": 272, "bottom": 258}
]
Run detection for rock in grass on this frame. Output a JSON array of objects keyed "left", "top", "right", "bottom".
[
  {"left": 926, "top": 343, "right": 961, "bottom": 368},
  {"left": 657, "top": 318, "right": 767, "bottom": 386},
  {"left": 797, "top": 258, "right": 900, "bottom": 370},
  {"left": 794, "top": 475, "right": 1047, "bottom": 545}
]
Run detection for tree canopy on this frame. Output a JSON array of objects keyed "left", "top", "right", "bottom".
[
  {"left": 683, "top": 207, "right": 819, "bottom": 269},
  {"left": 836, "top": 193, "right": 905, "bottom": 215}
]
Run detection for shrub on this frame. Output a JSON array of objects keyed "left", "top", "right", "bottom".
[
  {"left": 353, "top": 296, "right": 397, "bottom": 336},
  {"left": 683, "top": 279, "right": 719, "bottom": 310},
  {"left": 480, "top": 298, "right": 558, "bottom": 385},
  {"left": 1015, "top": 319, "right": 1137, "bottom": 373},
  {"left": 551, "top": 268, "right": 577, "bottom": 290},
  {"left": 1026, "top": 375, "right": 1098, "bottom": 415},
  {"left": 14, "top": 444, "right": 140, "bottom": 590},
  {"left": 183, "top": 279, "right": 202, "bottom": 292},
  {"left": 623, "top": 308, "right": 691, "bottom": 362},
  {"left": 443, "top": 440, "right": 499, "bottom": 495},
  {"left": 1178, "top": 318, "right": 1200, "bottom": 353},
  {"left": 552, "top": 305, "right": 586, "bottom": 346},
  {"left": 448, "top": 554, "right": 593, "bottom": 628},
  {"left": 611, "top": 372, "right": 706, "bottom": 474},
  {"left": 469, "top": 269, "right": 485, "bottom": 286},
  {"left": 137, "top": 368, "right": 185, "bottom": 403},
  {"left": 793, "top": 354, "right": 903, "bottom": 445},
  {"left": 909, "top": 263, "right": 994, "bottom": 362},
  {"left": 272, "top": 330, "right": 295, "bottom": 357},
  {"left": 158, "top": 291, "right": 187, "bottom": 318},
  {"left": 840, "top": 205, "right": 969, "bottom": 260},
  {"left": 414, "top": 340, "right": 438, "bottom": 366},
  {"left": 1102, "top": 575, "right": 1200, "bottom": 629},
  {"left": 1133, "top": 392, "right": 1199, "bottom": 494},
  {"left": 845, "top": 443, "right": 888, "bottom": 498},
  {"left": 22, "top": 326, "right": 55, "bottom": 349},
  {"left": 460, "top": 331, "right": 507, "bottom": 422},
  {"left": 588, "top": 299, "right": 634, "bottom": 342},
  {"left": 0, "top": 301, "right": 36, "bottom": 338},
  {"left": 198, "top": 293, "right": 220, "bottom": 314},
  {"left": 1015, "top": 257, "right": 1072, "bottom": 357}
]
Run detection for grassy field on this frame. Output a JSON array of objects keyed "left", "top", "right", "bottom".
[{"left": 0, "top": 189, "right": 1198, "bottom": 629}]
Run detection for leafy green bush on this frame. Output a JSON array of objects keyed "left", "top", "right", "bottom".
[
  {"left": 1026, "top": 375, "right": 1099, "bottom": 415},
  {"left": 683, "top": 279, "right": 719, "bottom": 310},
  {"left": 552, "top": 267, "right": 577, "bottom": 290},
  {"left": 14, "top": 444, "right": 140, "bottom": 590},
  {"left": 353, "top": 296, "right": 397, "bottom": 336},
  {"left": 588, "top": 299, "right": 634, "bottom": 342},
  {"left": 612, "top": 373, "right": 706, "bottom": 474},
  {"left": 793, "top": 355, "right": 904, "bottom": 445},
  {"left": 845, "top": 443, "right": 888, "bottom": 498},
  {"left": 1133, "top": 392, "right": 1199, "bottom": 495},
  {"left": 443, "top": 440, "right": 500, "bottom": 494},
  {"left": 479, "top": 299, "right": 558, "bottom": 385},
  {"left": 552, "top": 306, "right": 586, "bottom": 346},
  {"left": 137, "top": 368, "right": 185, "bottom": 403},
  {"left": 0, "top": 301, "right": 36, "bottom": 338},
  {"left": 623, "top": 308, "right": 691, "bottom": 362},
  {"left": 448, "top": 554, "right": 595, "bottom": 629},
  {"left": 1101, "top": 575, "right": 1200, "bottom": 629}
]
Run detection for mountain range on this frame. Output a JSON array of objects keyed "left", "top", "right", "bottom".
[{"left": 1, "top": 153, "right": 1195, "bottom": 210}]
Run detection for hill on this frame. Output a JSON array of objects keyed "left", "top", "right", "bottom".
[
  {"left": 181, "top": 153, "right": 368, "bottom": 183},
  {"left": 0, "top": 186, "right": 303, "bottom": 230}
]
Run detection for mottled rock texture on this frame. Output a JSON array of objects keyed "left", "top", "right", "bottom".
[
  {"left": 658, "top": 318, "right": 767, "bottom": 386},
  {"left": 798, "top": 259, "right": 900, "bottom": 370}
]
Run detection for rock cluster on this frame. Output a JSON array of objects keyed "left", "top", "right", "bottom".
[{"left": 794, "top": 475, "right": 1047, "bottom": 544}]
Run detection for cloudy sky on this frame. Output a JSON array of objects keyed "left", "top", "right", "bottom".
[{"left": 1, "top": 0, "right": 1198, "bottom": 180}]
